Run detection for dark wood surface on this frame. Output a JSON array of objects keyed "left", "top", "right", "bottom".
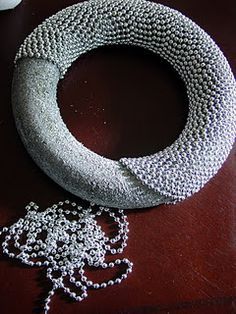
[{"left": 0, "top": 0, "right": 235, "bottom": 313}]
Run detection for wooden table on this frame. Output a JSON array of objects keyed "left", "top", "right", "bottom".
[{"left": 0, "top": 1, "right": 235, "bottom": 313}]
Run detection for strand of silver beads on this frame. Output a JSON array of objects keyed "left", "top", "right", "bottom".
[{"left": 0, "top": 200, "right": 133, "bottom": 313}]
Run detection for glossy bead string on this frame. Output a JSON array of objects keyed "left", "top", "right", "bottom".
[{"left": 0, "top": 200, "right": 133, "bottom": 313}]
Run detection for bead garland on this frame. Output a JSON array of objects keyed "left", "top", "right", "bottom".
[{"left": 0, "top": 200, "right": 133, "bottom": 313}]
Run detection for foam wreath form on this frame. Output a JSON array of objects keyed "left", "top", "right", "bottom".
[{"left": 12, "top": 0, "right": 236, "bottom": 208}]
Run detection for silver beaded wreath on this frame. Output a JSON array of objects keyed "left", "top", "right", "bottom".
[{"left": 12, "top": 0, "right": 236, "bottom": 208}]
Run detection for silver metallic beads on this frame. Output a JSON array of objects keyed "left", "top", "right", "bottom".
[
  {"left": 0, "top": 200, "right": 132, "bottom": 313},
  {"left": 13, "top": 0, "right": 236, "bottom": 207}
]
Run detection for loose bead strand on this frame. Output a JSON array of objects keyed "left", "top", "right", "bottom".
[{"left": 0, "top": 200, "right": 132, "bottom": 313}]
